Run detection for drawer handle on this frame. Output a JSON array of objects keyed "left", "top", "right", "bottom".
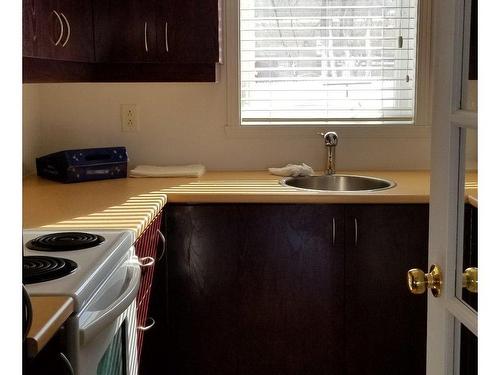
[
  {"left": 139, "top": 256, "right": 155, "bottom": 268},
  {"left": 59, "top": 352, "right": 74, "bottom": 375},
  {"left": 144, "top": 21, "right": 149, "bottom": 52},
  {"left": 137, "top": 317, "right": 155, "bottom": 331},
  {"left": 157, "top": 229, "right": 166, "bottom": 261},
  {"left": 52, "top": 10, "right": 64, "bottom": 46},
  {"left": 60, "top": 13, "right": 70, "bottom": 47}
]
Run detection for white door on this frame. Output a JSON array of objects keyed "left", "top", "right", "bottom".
[{"left": 410, "top": 0, "right": 478, "bottom": 374}]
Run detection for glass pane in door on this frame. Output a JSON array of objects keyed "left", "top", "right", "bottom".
[
  {"left": 461, "top": 0, "right": 478, "bottom": 112},
  {"left": 455, "top": 127, "right": 478, "bottom": 311},
  {"left": 454, "top": 320, "right": 478, "bottom": 375}
]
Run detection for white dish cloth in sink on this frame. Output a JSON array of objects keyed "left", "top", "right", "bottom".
[
  {"left": 268, "top": 163, "right": 314, "bottom": 177},
  {"left": 130, "top": 164, "right": 206, "bottom": 178}
]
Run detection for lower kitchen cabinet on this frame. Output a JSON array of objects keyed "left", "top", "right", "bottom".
[
  {"left": 344, "top": 205, "right": 428, "bottom": 375},
  {"left": 150, "top": 203, "right": 428, "bottom": 375}
]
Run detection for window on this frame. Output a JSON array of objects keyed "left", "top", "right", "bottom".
[{"left": 237, "top": 0, "right": 423, "bottom": 126}]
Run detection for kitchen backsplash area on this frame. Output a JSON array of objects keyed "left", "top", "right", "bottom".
[
  {"left": 23, "top": 86, "right": 42, "bottom": 176},
  {"left": 23, "top": 79, "right": 435, "bottom": 174}
]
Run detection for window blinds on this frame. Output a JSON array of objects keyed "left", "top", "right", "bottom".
[{"left": 239, "top": 0, "right": 418, "bottom": 125}]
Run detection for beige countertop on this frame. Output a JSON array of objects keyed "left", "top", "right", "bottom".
[
  {"left": 23, "top": 170, "right": 438, "bottom": 231},
  {"left": 22, "top": 170, "right": 477, "bottom": 352},
  {"left": 465, "top": 182, "right": 478, "bottom": 208},
  {"left": 26, "top": 296, "right": 74, "bottom": 358}
]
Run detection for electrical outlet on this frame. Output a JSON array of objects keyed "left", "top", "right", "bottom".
[{"left": 121, "top": 104, "right": 139, "bottom": 132}]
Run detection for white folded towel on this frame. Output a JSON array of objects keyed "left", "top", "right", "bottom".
[
  {"left": 130, "top": 164, "right": 206, "bottom": 178},
  {"left": 268, "top": 163, "right": 314, "bottom": 177}
]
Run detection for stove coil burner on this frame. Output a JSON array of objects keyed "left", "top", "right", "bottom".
[
  {"left": 23, "top": 256, "right": 78, "bottom": 284},
  {"left": 26, "top": 232, "right": 105, "bottom": 251}
]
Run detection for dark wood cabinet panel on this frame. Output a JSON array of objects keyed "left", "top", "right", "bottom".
[
  {"left": 32, "top": 0, "right": 94, "bottom": 62},
  {"left": 23, "top": 0, "right": 36, "bottom": 57},
  {"left": 235, "top": 205, "right": 344, "bottom": 375},
  {"left": 166, "top": 205, "right": 241, "bottom": 375},
  {"left": 166, "top": 204, "right": 345, "bottom": 375},
  {"left": 93, "top": 0, "right": 157, "bottom": 63},
  {"left": 156, "top": 0, "right": 221, "bottom": 63},
  {"left": 344, "top": 204, "right": 429, "bottom": 375}
]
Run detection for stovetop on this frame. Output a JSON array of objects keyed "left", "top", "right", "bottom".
[{"left": 23, "top": 229, "right": 134, "bottom": 311}]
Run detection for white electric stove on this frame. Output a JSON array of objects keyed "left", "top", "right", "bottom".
[
  {"left": 23, "top": 229, "right": 140, "bottom": 375},
  {"left": 23, "top": 230, "right": 135, "bottom": 310}
]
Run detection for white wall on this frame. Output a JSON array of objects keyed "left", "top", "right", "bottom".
[
  {"left": 22, "top": 71, "right": 432, "bottom": 173},
  {"left": 22, "top": 85, "right": 42, "bottom": 175}
]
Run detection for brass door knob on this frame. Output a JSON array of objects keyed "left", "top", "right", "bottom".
[
  {"left": 407, "top": 264, "right": 443, "bottom": 297},
  {"left": 462, "top": 267, "right": 478, "bottom": 293}
]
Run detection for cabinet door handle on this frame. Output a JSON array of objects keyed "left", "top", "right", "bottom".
[
  {"left": 144, "top": 21, "right": 149, "bottom": 52},
  {"left": 52, "top": 10, "right": 64, "bottom": 46},
  {"left": 332, "top": 217, "right": 336, "bottom": 247},
  {"left": 137, "top": 317, "right": 155, "bottom": 331},
  {"left": 60, "top": 13, "right": 71, "bottom": 47},
  {"left": 165, "top": 21, "right": 169, "bottom": 52},
  {"left": 58, "top": 352, "right": 74, "bottom": 375},
  {"left": 139, "top": 256, "right": 155, "bottom": 268},
  {"left": 157, "top": 229, "right": 166, "bottom": 261},
  {"left": 354, "top": 218, "right": 358, "bottom": 246}
]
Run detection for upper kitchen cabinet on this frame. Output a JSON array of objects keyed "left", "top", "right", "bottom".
[
  {"left": 93, "top": 0, "right": 157, "bottom": 63},
  {"left": 23, "top": 0, "right": 222, "bottom": 82},
  {"left": 24, "top": 0, "right": 94, "bottom": 62},
  {"left": 156, "top": 0, "right": 222, "bottom": 63}
]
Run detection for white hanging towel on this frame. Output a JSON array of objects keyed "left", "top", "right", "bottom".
[{"left": 130, "top": 164, "right": 206, "bottom": 178}]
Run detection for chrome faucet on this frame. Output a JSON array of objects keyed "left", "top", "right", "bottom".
[{"left": 319, "top": 131, "right": 338, "bottom": 175}]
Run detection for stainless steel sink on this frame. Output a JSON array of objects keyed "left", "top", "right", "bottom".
[{"left": 280, "top": 174, "right": 396, "bottom": 192}]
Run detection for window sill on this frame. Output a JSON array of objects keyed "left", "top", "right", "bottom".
[{"left": 224, "top": 123, "right": 431, "bottom": 139}]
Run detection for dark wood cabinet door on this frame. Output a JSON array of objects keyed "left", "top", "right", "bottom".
[
  {"left": 94, "top": 0, "right": 157, "bottom": 63},
  {"left": 344, "top": 204, "right": 429, "bottom": 375},
  {"left": 234, "top": 205, "right": 345, "bottom": 375},
  {"left": 166, "top": 204, "right": 345, "bottom": 375},
  {"left": 23, "top": 0, "right": 36, "bottom": 57},
  {"left": 166, "top": 205, "right": 241, "bottom": 375},
  {"left": 157, "top": 0, "right": 221, "bottom": 63},
  {"left": 32, "top": 0, "right": 94, "bottom": 62}
]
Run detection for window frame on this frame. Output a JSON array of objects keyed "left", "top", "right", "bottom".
[{"left": 225, "top": 0, "right": 433, "bottom": 138}]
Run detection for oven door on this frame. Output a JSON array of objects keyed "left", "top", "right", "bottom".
[
  {"left": 95, "top": 300, "right": 138, "bottom": 375},
  {"left": 71, "top": 253, "right": 141, "bottom": 375}
]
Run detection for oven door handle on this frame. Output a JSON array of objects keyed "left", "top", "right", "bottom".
[{"left": 79, "top": 258, "right": 141, "bottom": 345}]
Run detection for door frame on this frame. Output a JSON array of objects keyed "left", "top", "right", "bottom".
[{"left": 427, "top": 0, "right": 478, "bottom": 373}]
